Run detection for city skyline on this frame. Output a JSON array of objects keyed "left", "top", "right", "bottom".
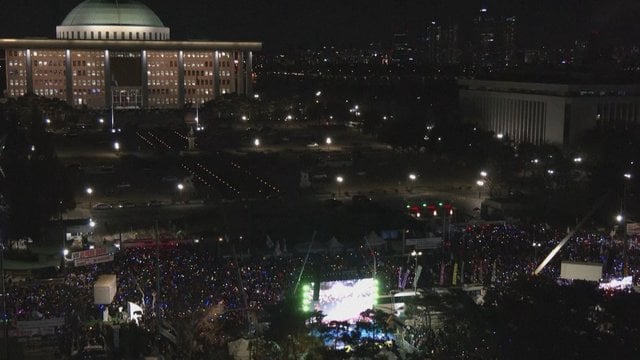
[{"left": 0, "top": 0, "right": 639, "bottom": 50}]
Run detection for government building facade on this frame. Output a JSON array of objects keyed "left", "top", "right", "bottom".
[
  {"left": 1, "top": 0, "right": 260, "bottom": 109},
  {"left": 459, "top": 79, "right": 640, "bottom": 145}
]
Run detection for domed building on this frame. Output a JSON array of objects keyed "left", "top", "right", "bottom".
[{"left": 1, "top": 0, "right": 259, "bottom": 109}]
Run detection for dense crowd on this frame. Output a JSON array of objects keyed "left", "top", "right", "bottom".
[{"left": 4, "top": 222, "right": 640, "bottom": 357}]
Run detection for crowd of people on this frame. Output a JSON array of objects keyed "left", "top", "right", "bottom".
[{"left": 3, "top": 222, "right": 640, "bottom": 357}]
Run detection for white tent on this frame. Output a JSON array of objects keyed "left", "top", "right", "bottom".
[{"left": 328, "top": 236, "right": 344, "bottom": 253}]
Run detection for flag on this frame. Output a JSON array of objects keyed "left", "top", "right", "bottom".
[
  {"left": 412, "top": 265, "right": 423, "bottom": 291},
  {"left": 452, "top": 262, "right": 458, "bottom": 286}
]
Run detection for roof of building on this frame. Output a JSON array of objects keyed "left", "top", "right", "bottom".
[
  {"left": 61, "top": 0, "right": 165, "bottom": 28},
  {"left": 0, "top": 38, "right": 262, "bottom": 51}
]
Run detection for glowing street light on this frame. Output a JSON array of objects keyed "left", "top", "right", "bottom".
[
  {"left": 113, "top": 141, "right": 120, "bottom": 151},
  {"left": 63, "top": 249, "right": 69, "bottom": 256},
  {"left": 496, "top": 133, "right": 504, "bottom": 139},
  {"left": 89, "top": 218, "right": 96, "bottom": 228},
  {"left": 532, "top": 242, "right": 542, "bottom": 262},
  {"left": 410, "top": 250, "right": 423, "bottom": 292},
  {"left": 624, "top": 173, "right": 632, "bottom": 179},
  {"left": 86, "top": 187, "right": 93, "bottom": 208},
  {"left": 616, "top": 214, "right": 624, "bottom": 223},
  {"left": 476, "top": 180, "right": 485, "bottom": 199},
  {"left": 335, "top": 176, "right": 344, "bottom": 198},
  {"left": 480, "top": 171, "right": 487, "bottom": 178},
  {"left": 325, "top": 137, "right": 332, "bottom": 145},
  {"left": 254, "top": 138, "right": 260, "bottom": 147},
  {"left": 408, "top": 173, "right": 417, "bottom": 192}
]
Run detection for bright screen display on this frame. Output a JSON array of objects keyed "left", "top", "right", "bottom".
[{"left": 315, "top": 278, "right": 377, "bottom": 323}]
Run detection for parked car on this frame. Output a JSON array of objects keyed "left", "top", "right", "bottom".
[{"left": 93, "top": 203, "right": 112, "bottom": 210}]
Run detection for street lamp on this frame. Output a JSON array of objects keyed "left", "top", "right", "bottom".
[
  {"left": 408, "top": 173, "right": 417, "bottom": 192},
  {"left": 89, "top": 218, "right": 96, "bottom": 228},
  {"left": 254, "top": 138, "right": 260, "bottom": 147},
  {"left": 336, "top": 176, "right": 344, "bottom": 198},
  {"left": 616, "top": 214, "right": 623, "bottom": 223},
  {"left": 86, "top": 187, "right": 93, "bottom": 209},
  {"left": 480, "top": 171, "right": 487, "bottom": 178},
  {"left": 476, "top": 180, "right": 485, "bottom": 199},
  {"left": 113, "top": 141, "right": 120, "bottom": 152},
  {"left": 532, "top": 242, "right": 541, "bottom": 263},
  {"left": 410, "top": 250, "right": 422, "bottom": 293},
  {"left": 177, "top": 183, "right": 184, "bottom": 201},
  {"left": 325, "top": 137, "right": 332, "bottom": 145}
]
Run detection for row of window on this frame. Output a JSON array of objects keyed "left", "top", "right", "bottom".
[
  {"left": 148, "top": 80, "right": 179, "bottom": 86},
  {"left": 147, "top": 53, "right": 177, "bottom": 58},
  {"left": 8, "top": 80, "right": 27, "bottom": 86},
  {"left": 148, "top": 62, "right": 178, "bottom": 68},
  {"left": 148, "top": 70, "right": 177, "bottom": 77},
  {"left": 148, "top": 88, "right": 178, "bottom": 95},
  {"left": 72, "top": 60, "right": 103, "bottom": 67},
  {"left": 73, "top": 80, "right": 104, "bottom": 87},
  {"left": 34, "top": 89, "right": 63, "bottom": 96},
  {"left": 183, "top": 79, "right": 210, "bottom": 86},
  {"left": 31, "top": 51, "right": 64, "bottom": 57},
  {"left": 185, "top": 89, "right": 213, "bottom": 95},
  {"left": 58, "top": 31, "right": 168, "bottom": 41},
  {"left": 33, "top": 61, "right": 64, "bottom": 67},
  {"left": 8, "top": 90, "right": 25, "bottom": 97},
  {"left": 148, "top": 98, "right": 179, "bottom": 105},
  {"left": 73, "top": 89, "right": 101, "bottom": 95},
  {"left": 33, "top": 79, "right": 64, "bottom": 86},
  {"left": 7, "top": 60, "right": 24, "bottom": 67},
  {"left": 72, "top": 70, "right": 102, "bottom": 77}
]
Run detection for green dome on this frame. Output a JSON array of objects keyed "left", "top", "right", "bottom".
[{"left": 61, "top": 0, "right": 165, "bottom": 27}]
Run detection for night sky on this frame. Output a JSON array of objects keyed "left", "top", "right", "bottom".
[{"left": 0, "top": 0, "right": 639, "bottom": 50}]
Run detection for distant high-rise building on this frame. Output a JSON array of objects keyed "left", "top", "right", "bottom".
[
  {"left": 503, "top": 16, "right": 517, "bottom": 64},
  {"left": 425, "top": 20, "right": 459, "bottom": 65},
  {"left": 390, "top": 32, "right": 414, "bottom": 64},
  {"left": 472, "top": 8, "right": 517, "bottom": 68}
]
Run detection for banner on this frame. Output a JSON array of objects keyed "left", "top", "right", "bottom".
[
  {"left": 75, "top": 254, "right": 114, "bottom": 267},
  {"left": 627, "top": 222, "right": 640, "bottom": 235}
]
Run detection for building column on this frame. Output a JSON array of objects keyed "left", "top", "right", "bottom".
[
  {"left": 211, "top": 50, "right": 218, "bottom": 99},
  {"left": 244, "top": 50, "right": 253, "bottom": 96},
  {"left": 178, "top": 50, "right": 185, "bottom": 107},
  {"left": 25, "top": 49, "right": 33, "bottom": 94},
  {"left": 104, "top": 50, "right": 111, "bottom": 109},
  {"left": 214, "top": 51, "right": 221, "bottom": 97},
  {"left": 141, "top": 50, "right": 148, "bottom": 108},
  {"left": 65, "top": 49, "right": 73, "bottom": 105},
  {"left": 234, "top": 51, "right": 244, "bottom": 94}
]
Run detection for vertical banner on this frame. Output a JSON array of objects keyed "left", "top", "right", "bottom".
[{"left": 413, "top": 265, "right": 423, "bottom": 291}]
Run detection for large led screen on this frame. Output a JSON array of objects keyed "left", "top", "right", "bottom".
[{"left": 315, "top": 278, "right": 377, "bottom": 323}]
